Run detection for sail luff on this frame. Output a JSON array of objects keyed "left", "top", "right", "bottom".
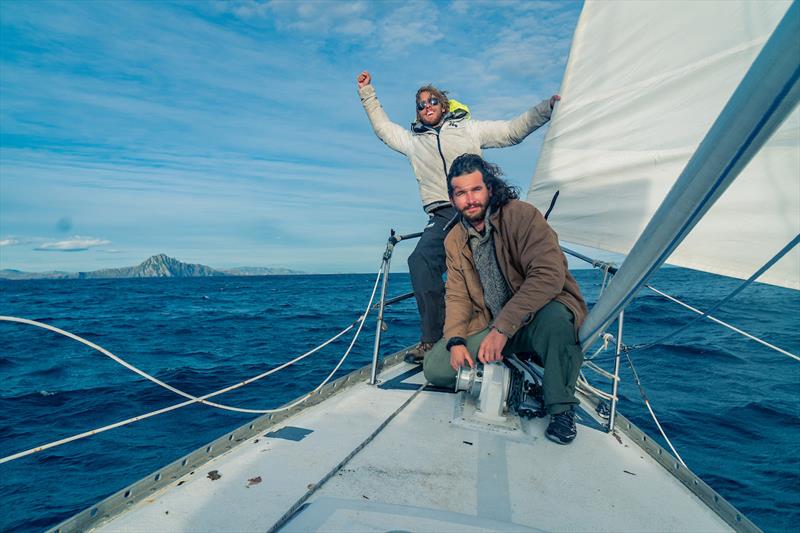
[{"left": 578, "top": 0, "right": 800, "bottom": 349}]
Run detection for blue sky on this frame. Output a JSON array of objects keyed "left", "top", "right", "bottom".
[{"left": 0, "top": 0, "right": 583, "bottom": 273}]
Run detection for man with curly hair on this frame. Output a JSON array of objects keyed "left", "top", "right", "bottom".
[
  {"left": 423, "top": 154, "right": 588, "bottom": 445},
  {"left": 357, "top": 71, "right": 559, "bottom": 363}
]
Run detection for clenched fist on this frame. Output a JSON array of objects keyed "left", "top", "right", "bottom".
[{"left": 357, "top": 71, "right": 371, "bottom": 89}]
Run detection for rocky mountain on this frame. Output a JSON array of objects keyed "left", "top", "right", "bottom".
[
  {"left": 80, "top": 254, "right": 224, "bottom": 278},
  {"left": 0, "top": 254, "right": 303, "bottom": 280}
]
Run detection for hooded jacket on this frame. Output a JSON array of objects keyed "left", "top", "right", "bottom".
[
  {"left": 443, "top": 200, "right": 588, "bottom": 341},
  {"left": 358, "top": 85, "right": 553, "bottom": 212}
]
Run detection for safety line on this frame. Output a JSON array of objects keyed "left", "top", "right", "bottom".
[
  {"left": 577, "top": 374, "right": 614, "bottom": 402},
  {"left": 1, "top": 266, "right": 384, "bottom": 464},
  {"left": 623, "top": 349, "right": 686, "bottom": 468},
  {"left": 0, "top": 316, "right": 358, "bottom": 414}
]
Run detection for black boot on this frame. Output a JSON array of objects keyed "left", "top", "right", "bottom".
[{"left": 545, "top": 407, "right": 577, "bottom": 445}]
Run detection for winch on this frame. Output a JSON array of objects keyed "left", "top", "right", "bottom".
[{"left": 453, "top": 357, "right": 545, "bottom": 423}]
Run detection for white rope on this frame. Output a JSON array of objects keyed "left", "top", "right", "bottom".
[
  {"left": 0, "top": 316, "right": 354, "bottom": 414},
  {"left": 598, "top": 264, "right": 611, "bottom": 298},
  {"left": 577, "top": 376, "right": 615, "bottom": 401},
  {"left": 0, "top": 267, "right": 384, "bottom": 464},
  {"left": 247, "top": 262, "right": 384, "bottom": 414},
  {"left": 583, "top": 360, "right": 619, "bottom": 382},
  {"left": 623, "top": 350, "right": 687, "bottom": 468},
  {"left": 643, "top": 397, "right": 686, "bottom": 467},
  {"left": 585, "top": 332, "right": 614, "bottom": 361},
  {"left": 644, "top": 285, "right": 799, "bottom": 362}
]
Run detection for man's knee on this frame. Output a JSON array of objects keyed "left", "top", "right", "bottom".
[
  {"left": 423, "top": 343, "right": 456, "bottom": 388},
  {"left": 534, "top": 302, "right": 577, "bottom": 343}
]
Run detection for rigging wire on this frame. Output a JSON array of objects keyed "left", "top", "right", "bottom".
[
  {"left": 598, "top": 263, "right": 611, "bottom": 298},
  {"left": 568, "top": 240, "right": 800, "bottom": 468},
  {"left": 562, "top": 237, "right": 799, "bottom": 362},
  {"left": 643, "top": 285, "right": 799, "bottom": 362},
  {"left": 0, "top": 266, "right": 384, "bottom": 464},
  {"left": 625, "top": 233, "right": 800, "bottom": 360}
]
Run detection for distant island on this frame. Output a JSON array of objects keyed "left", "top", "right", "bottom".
[{"left": 0, "top": 254, "right": 304, "bottom": 280}]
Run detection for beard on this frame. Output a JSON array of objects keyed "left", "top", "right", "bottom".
[{"left": 461, "top": 202, "right": 488, "bottom": 224}]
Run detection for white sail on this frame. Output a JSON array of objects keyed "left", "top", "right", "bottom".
[{"left": 529, "top": 0, "right": 799, "bottom": 290}]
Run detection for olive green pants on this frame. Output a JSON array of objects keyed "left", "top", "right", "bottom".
[{"left": 422, "top": 301, "right": 583, "bottom": 415}]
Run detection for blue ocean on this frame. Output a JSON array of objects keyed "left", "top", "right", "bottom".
[{"left": 1, "top": 269, "right": 798, "bottom": 532}]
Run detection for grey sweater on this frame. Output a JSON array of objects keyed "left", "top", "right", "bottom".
[{"left": 465, "top": 214, "right": 512, "bottom": 323}]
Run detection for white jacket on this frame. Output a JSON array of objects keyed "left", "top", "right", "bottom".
[{"left": 359, "top": 84, "right": 552, "bottom": 211}]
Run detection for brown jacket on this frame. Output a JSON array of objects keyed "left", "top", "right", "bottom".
[{"left": 444, "top": 200, "right": 588, "bottom": 340}]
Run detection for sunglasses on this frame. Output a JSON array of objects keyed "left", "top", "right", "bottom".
[{"left": 416, "top": 97, "right": 440, "bottom": 111}]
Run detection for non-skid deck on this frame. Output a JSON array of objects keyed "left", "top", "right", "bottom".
[{"left": 91, "top": 361, "right": 732, "bottom": 532}]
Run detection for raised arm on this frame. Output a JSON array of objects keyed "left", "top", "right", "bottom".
[
  {"left": 357, "top": 70, "right": 413, "bottom": 156},
  {"left": 474, "top": 96, "right": 558, "bottom": 148}
]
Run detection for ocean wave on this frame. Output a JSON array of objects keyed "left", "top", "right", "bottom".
[
  {"left": 647, "top": 343, "right": 743, "bottom": 362},
  {"left": 701, "top": 472, "right": 750, "bottom": 492},
  {"left": 723, "top": 401, "right": 800, "bottom": 428}
]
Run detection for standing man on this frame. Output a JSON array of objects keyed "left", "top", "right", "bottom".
[
  {"left": 423, "top": 154, "right": 588, "bottom": 445},
  {"left": 357, "top": 71, "right": 559, "bottom": 362}
]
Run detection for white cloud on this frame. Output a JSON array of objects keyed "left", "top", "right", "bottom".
[
  {"left": 224, "top": 0, "right": 375, "bottom": 37},
  {"left": 0, "top": 238, "right": 20, "bottom": 247},
  {"left": 375, "top": 2, "right": 444, "bottom": 53},
  {"left": 225, "top": 0, "right": 272, "bottom": 19},
  {"left": 35, "top": 236, "right": 111, "bottom": 252}
]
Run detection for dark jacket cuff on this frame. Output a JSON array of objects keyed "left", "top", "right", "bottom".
[{"left": 446, "top": 337, "right": 467, "bottom": 351}]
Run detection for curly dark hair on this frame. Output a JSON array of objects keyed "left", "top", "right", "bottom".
[{"left": 447, "top": 153, "right": 519, "bottom": 209}]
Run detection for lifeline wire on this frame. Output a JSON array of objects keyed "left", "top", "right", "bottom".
[{"left": 0, "top": 265, "right": 384, "bottom": 464}]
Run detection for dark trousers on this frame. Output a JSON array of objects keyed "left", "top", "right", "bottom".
[
  {"left": 423, "top": 301, "right": 584, "bottom": 414},
  {"left": 408, "top": 206, "right": 457, "bottom": 344}
]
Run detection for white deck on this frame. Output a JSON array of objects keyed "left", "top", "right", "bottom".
[{"left": 93, "top": 361, "right": 731, "bottom": 532}]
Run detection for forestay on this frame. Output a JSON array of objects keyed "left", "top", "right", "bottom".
[{"left": 528, "top": 0, "right": 799, "bottom": 290}]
